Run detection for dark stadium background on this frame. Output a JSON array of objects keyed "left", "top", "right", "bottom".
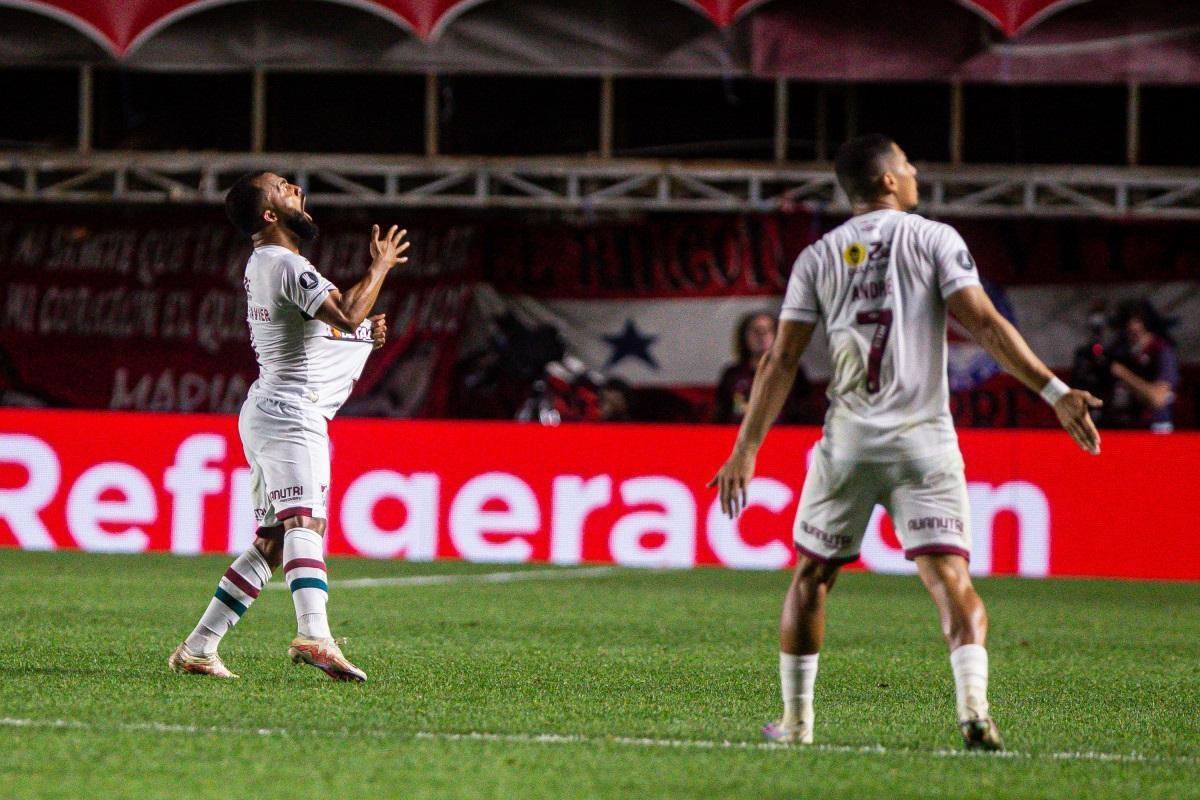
[{"left": 1, "top": 4, "right": 1199, "bottom": 798}]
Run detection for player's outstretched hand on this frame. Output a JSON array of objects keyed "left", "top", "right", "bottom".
[
  {"left": 706, "top": 449, "right": 757, "bottom": 518},
  {"left": 370, "top": 225, "right": 410, "bottom": 268},
  {"left": 1053, "top": 389, "right": 1103, "bottom": 455},
  {"left": 369, "top": 314, "right": 387, "bottom": 350}
]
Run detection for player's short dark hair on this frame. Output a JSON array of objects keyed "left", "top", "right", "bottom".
[
  {"left": 834, "top": 134, "right": 897, "bottom": 203},
  {"left": 224, "top": 172, "right": 270, "bottom": 236}
]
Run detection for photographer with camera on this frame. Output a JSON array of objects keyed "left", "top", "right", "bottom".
[{"left": 1072, "top": 299, "right": 1179, "bottom": 433}]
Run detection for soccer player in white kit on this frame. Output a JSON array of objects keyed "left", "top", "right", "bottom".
[
  {"left": 709, "top": 135, "right": 1102, "bottom": 750},
  {"left": 169, "top": 171, "right": 409, "bottom": 682}
]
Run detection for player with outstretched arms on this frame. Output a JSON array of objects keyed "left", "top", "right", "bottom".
[
  {"left": 709, "top": 134, "right": 1102, "bottom": 750},
  {"left": 169, "top": 171, "right": 409, "bottom": 681}
]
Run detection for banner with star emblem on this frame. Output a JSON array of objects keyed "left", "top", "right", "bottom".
[
  {"left": 1, "top": 205, "right": 1198, "bottom": 426},
  {"left": 476, "top": 213, "right": 1200, "bottom": 426}
]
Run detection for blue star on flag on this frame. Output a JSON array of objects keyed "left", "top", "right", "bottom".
[{"left": 603, "top": 319, "right": 659, "bottom": 370}]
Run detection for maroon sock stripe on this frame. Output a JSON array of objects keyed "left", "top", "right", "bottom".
[
  {"left": 284, "top": 558, "right": 327, "bottom": 573},
  {"left": 223, "top": 567, "right": 261, "bottom": 599}
]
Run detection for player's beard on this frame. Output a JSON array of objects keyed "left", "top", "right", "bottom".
[{"left": 282, "top": 207, "right": 319, "bottom": 242}]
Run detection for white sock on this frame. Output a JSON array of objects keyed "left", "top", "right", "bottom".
[
  {"left": 184, "top": 546, "right": 273, "bottom": 655},
  {"left": 283, "top": 527, "right": 332, "bottom": 640},
  {"left": 780, "top": 652, "right": 819, "bottom": 731},
  {"left": 950, "top": 644, "right": 990, "bottom": 722}
]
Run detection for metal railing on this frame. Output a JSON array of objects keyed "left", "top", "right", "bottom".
[{"left": 3, "top": 152, "right": 1200, "bottom": 218}]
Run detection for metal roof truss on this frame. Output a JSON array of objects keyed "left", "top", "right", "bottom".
[{"left": 2, "top": 153, "right": 1199, "bottom": 219}]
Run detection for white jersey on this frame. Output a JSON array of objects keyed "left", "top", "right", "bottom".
[
  {"left": 243, "top": 245, "right": 373, "bottom": 419},
  {"left": 781, "top": 209, "right": 981, "bottom": 461}
]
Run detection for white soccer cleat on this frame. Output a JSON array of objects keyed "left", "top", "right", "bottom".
[
  {"left": 287, "top": 636, "right": 367, "bottom": 682},
  {"left": 960, "top": 717, "right": 1005, "bottom": 752},
  {"left": 168, "top": 643, "right": 239, "bottom": 679},
  {"left": 761, "top": 718, "right": 813, "bottom": 744}
]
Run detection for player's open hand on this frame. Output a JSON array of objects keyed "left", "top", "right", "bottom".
[
  {"left": 370, "top": 225, "right": 410, "bottom": 268},
  {"left": 1054, "top": 389, "right": 1103, "bottom": 455},
  {"left": 706, "top": 449, "right": 757, "bottom": 518},
  {"left": 369, "top": 314, "right": 387, "bottom": 350}
]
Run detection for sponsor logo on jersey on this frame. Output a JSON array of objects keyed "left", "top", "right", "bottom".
[
  {"left": 299, "top": 271, "right": 320, "bottom": 290},
  {"left": 327, "top": 320, "right": 373, "bottom": 342},
  {"left": 843, "top": 242, "right": 868, "bottom": 269},
  {"left": 957, "top": 250, "right": 976, "bottom": 271},
  {"left": 248, "top": 305, "right": 270, "bottom": 322}
]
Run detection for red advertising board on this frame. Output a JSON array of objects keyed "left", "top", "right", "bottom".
[{"left": 0, "top": 408, "right": 1195, "bottom": 580}]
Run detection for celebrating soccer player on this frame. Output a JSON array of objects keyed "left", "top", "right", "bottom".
[
  {"left": 169, "top": 172, "right": 409, "bottom": 681},
  {"left": 708, "top": 135, "right": 1102, "bottom": 750}
]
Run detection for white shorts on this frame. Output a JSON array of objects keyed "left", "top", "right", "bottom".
[
  {"left": 793, "top": 447, "right": 971, "bottom": 565},
  {"left": 238, "top": 395, "right": 331, "bottom": 527}
]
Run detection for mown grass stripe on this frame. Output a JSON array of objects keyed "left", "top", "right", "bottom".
[
  {"left": 264, "top": 566, "right": 620, "bottom": 591},
  {"left": 0, "top": 718, "right": 1192, "bottom": 766}
]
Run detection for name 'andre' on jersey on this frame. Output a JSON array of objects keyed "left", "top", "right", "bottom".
[
  {"left": 243, "top": 244, "right": 373, "bottom": 419},
  {"left": 781, "top": 209, "right": 981, "bottom": 462}
]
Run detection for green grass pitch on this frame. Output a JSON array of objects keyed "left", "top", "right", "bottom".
[{"left": 1, "top": 549, "right": 1197, "bottom": 799}]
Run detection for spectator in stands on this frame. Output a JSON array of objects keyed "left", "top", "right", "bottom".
[
  {"left": 598, "top": 377, "right": 634, "bottom": 422},
  {"left": 1074, "top": 299, "right": 1179, "bottom": 432},
  {"left": 714, "top": 311, "right": 813, "bottom": 424},
  {"left": 1069, "top": 301, "right": 1114, "bottom": 411}
]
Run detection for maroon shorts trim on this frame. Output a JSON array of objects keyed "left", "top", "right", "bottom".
[
  {"left": 794, "top": 542, "right": 859, "bottom": 567},
  {"left": 905, "top": 545, "right": 970, "bottom": 562},
  {"left": 276, "top": 506, "right": 315, "bottom": 521}
]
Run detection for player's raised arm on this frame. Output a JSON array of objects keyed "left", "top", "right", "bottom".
[
  {"left": 707, "top": 319, "right": 816, "bottom": 517},
  {"left": 946, "top": 284, "right": 1102, "bottom": 455},
  {"left": 316, "top": 225, "right": 409, "bottom": 334}
]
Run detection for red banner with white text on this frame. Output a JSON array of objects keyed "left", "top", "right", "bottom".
[
  {"left": 3, "top": 205, "right": 1198, "bottom": 427},
  {"left": 1, "top": 409, "right": 1195, "bottom": 580},
  {"left": 0, "top": 206, "right": 475, "bottom": 417}
]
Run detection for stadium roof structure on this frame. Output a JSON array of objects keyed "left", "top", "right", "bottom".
[
  {"left": 2, "top": 0, "right": 1199, "bottom": 83},
  {"left": 3, "top": 0, "right": 1200, "bottom": 217},
  {"left": 5, "top": 154, "right": 1200, "bottom": 219}
]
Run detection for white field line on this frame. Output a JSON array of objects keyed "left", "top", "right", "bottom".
[
  {"left": 265, "top": 565, "right": 618, "bottom": 590},
  {"left": 0, "top": 717, "right": 1193, "bottom": 766}
]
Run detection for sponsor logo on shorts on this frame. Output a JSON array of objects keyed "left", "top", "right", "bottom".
[
  {"left": 800, "top": 521, "right": 852, "bottom": 549},
  {"left": 254, "top": 507, "right": 268, "bottom": 522},
  {"left": 269, "top": 485, "right": 305, "bottom": 502},
  {"left": 908, "top": 516, "right": 964, "bottom": 534}
]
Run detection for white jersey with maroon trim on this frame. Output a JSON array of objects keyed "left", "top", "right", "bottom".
[
  {"left": 243, "top": 245, "right": 373, "bottom": 419},
  {"left": 781, "top": 209, "right": 981, "bottom": 461}
]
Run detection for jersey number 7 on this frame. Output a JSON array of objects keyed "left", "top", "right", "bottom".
[{"left": 855, "top": 309, "right": 893, "bottom": 394}]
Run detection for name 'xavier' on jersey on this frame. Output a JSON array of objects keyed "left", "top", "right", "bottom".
[{"left": 243, "top": 244, "right": 373, "bottom": 419}]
